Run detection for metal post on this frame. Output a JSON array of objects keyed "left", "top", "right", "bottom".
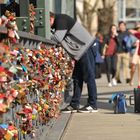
[
  {"left": 123, "top": 0, "right": 126, "bottom": 22},
  {"left": 49, "top": 0, "right": 55, "bottom": 13},
  {"left": 61, "top": 0, "right": 66, "bottom": 14},
  {"left": 19, "top": 0, "right": 29, "bottom": 17},
  {"left": 55, "top": 0, "right": 61, "bottom": 14},
  {"left": 73, "top": 0, "right": 76, "bottom": 20},
  {"left": 61, "top": 0, "right": 75, "bottom": 18},
  {"left": 45, "top": 0, "right": 51, "bottom": 39},
  {"left": 16, "top": 0, "right": 30, "bottom": 32},
  {"left": 35, "top": 0, "right": 51, "bottom": 39}
]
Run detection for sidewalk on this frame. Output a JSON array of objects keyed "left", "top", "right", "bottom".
[{"left": 60, "top": 74, "right": 140, "bottom": 140}]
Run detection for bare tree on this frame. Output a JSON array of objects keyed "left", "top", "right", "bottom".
[
  {"left": 98, "top": 0, "right": 116, "bottom": 36},
  {"left": 76, "top": 0, "right": 99, "bottom": 34},
  {"left": 76, "top": 0, "right": 117, "bottom": 36}
]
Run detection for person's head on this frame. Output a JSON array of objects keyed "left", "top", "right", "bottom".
[
  {"left": 118, "top": 21, "right": 126, "bottom": 32},
  {"left": 95, "top": 32, "right": 103, "bottom": 42},
  {"left": 50, "top": 12, "right": 55, "bottom": 27},
  {"left": 109, "top": 24, "right": 117, "bottom": 35}
]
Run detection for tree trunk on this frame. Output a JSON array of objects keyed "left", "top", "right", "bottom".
[
  {"left": 98, "top": 8, "right": 114, "bottom": 36},
  {"left": 76, "top": 0, "right": 115, "bottom": 35}
]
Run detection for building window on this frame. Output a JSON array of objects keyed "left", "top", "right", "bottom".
[{"left": 118, "top": 0, "right": 140, "bottom": 28}]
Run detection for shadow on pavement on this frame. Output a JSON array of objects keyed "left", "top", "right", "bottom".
[
  {"left": 80, "top": 96, "right": 136, "bottom": 114},
  {"left": 63, "top": 89, "right": 140, "bottom": 114}
]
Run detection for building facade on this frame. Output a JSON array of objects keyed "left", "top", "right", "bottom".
[
  {"left": 118, "top": 0, "right": 140, "bottom": 28},
  {"left": 76, "top": 0, "right": 140, "bottom": 34}
]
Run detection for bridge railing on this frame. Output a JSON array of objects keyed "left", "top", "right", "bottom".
[
  {"left": 0, "top": 26, "right": 56, "bottom": 48},
  {"left": 0, "top": 25, "right": 73, "bottom": 140}
]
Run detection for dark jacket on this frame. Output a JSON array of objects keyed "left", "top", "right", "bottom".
[
  {"left": 117, "top": 30, "right": 130, "bottom": 53},
  {"left": 72, "top": 45, "right": 96, "bottom": 82}
]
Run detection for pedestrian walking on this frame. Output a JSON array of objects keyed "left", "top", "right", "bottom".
[
  {"left": 94, "top": 32, "right": 104, "bottom": 79},
  {"left": 102, "top": 24, "right": 118, "bottom": 87},
  {"left": 116, "top": 21, "right": 131, "bottom": 84}
]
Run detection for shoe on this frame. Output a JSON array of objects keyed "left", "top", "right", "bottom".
[
  {"left": 78, "top": 105, "right": 98, "bottom": 113},
  {"left": 61, "top": 105, "right": 78, "bottom": 113},
  {"left": 117, "top": 80, "right": 122, "bottom": 83},
  {"left": 108, "top": 82, "right": 112, "bottom": 87},
  {"left": 126, "top": 78, "right": 130, "bottom": 83},
  {"left": 112, "top": 78, "right": 117, "bottom": 86}
]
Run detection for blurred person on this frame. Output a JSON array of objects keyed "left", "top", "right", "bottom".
[
  {"left": 129, "top": 24, "right": 140, "bottom": 87},
  {"left": 94, "top": 32, "right": 104, "bottom": 79},
  {"left": 116, "top": 21, "right": 131, "bottom": 84},
  {"left": 102, "top": 24, "right": 119, "bottom": 87},
  {"left": 50, "top": 12, "right": 98, "bottom": 113}
]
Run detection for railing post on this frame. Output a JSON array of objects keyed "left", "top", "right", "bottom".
[
  {"left": 61, "top": 0, "right": 75, "bottom": 18},
  {"left": 16, "top": 0, "right": 30, "bottom": 32},
  {"left": 55, "top": 0, "right": 61, "bottom": 14},
  {"left": 19, "top": 0, "right": 29, "bottom": 17},
  {"left": 35, "top": 0, "right": 51, "bottom": 39}
]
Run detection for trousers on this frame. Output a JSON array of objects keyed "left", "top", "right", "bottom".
[{"left": 70, "top": 47, "right": 97, "bottom": 108}]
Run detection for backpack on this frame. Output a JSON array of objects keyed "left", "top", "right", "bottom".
[
  {"left": 109, "top": 93, "right": 127, "bottom": 114},
  {"left": 123, "top": 34, "right": 137, "bottom": 52}
]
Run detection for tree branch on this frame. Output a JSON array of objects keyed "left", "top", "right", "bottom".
[
  {"left": 90, "top": 0, "right": 99, "bottom": 13},
  {"left": 110, "top": 0, "right": 117, "bottom": 9},
  {"left": 76, "top": 6, "right": 83, "bottom": 22},
  {"left": 102, "top": 0, "right": 106, "bottom": 8}
]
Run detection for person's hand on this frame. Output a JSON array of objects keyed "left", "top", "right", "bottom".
[
  {"left": 135, "top": 40, "right": 140, "bottom": 47},
  {"left": 129, "top": 29, "right": 137, "bottom": 34},
  {"left": 112, "top": 30, "right": 118, "bottom": 37},
  {"left": 114, "top": 32, "right": 118, "bottom": 36},
  {"left": 101, "top": 55, "right": 105, "bottom": 59}
]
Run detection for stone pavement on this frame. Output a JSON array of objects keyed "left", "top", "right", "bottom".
[{"left": 60, "top": 74, "right": 140, "bottom": 140}]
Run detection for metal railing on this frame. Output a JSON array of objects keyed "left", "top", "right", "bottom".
[
  {"left": 0, "top": 27, "right": 73, "bottom": 140},
  {"left": 0, "top": 26, "right": 56, "bottom": 48}
]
